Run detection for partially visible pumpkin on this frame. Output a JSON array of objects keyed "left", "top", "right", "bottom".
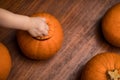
[
  {"left": 17, "top": 13, "right": 64, "bottom": 60},
  {"left": 81, "top": 52, "right": 120, "bottom": 80},
  {"left": 102, "top": 3, "right": 120, "bottom": 47},
  {"left": 0, "top": 43, "right": 12, "bottom": 80}
]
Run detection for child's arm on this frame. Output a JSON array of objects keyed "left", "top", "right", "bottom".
[{"left": 0, "top": 8, "right": 49, "bottom": 37}]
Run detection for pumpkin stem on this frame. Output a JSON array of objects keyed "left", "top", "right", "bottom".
[{"left": 108, "top": 69, "right": 120, "bottom": 80}]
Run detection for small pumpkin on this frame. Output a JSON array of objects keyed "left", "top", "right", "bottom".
[
  {"left": 102, "top": 3, "right": 120, "bottom": 47},
  {"left": 0, "top": 43, "right": 12, "bottom": 80},
  {"left": 17, "top": 13, "right": 64, "bottom": 60},
  {"left": 81, "top": 52, "right": 120, "bottom": 80}
]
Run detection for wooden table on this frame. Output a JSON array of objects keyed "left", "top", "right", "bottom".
[{"left": 0, "top": 0, "right": 120, "bottom": 80}]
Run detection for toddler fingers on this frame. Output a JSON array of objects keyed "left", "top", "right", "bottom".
[
  {"left": 40, "top": 17, "right": 46, "bottom": 22},
  {"left": 37, "top": 29, "right": 48, "bottom": 36},
  {"left": 36, "top": 31, "right": 43, "bottom": 37},
  {"left": 30, "top": 31, "right": 38, "bottom": 37},
  {"left": 40, "top": 18, "right": 49, "bottom": 30},
  {"left": 41, "top": 22, "right": 49, "bottom": 31},
  {"left": 45, "top": 24, "right": 49, "bottom": 31},
  {"left": 37, "top": 25, "right": 48, "bottom": 33},
  {"left": 42, "top": 30, "right": 48, "bottom": 36},
  {"left": 29, "top": 29, "right": 41, "bottom": 37}
]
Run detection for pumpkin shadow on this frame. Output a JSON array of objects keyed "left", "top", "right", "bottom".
[
  {"left": 75, "top": 17, "right": 105, "bottom": 80},
  {"left": 90, "top": 17, "right": 120, "bottom": 52},
  {"left": 75, "top": 65, "right": 85, "bottom": 80},
  {"left": 93, "top": 17, "right": 108, "bottom": 48},
  {"left": 75, "top": 15, "right": 120, "bottom": 80},
  {"left": 96, "top": 17, "right": 120, "bottom": 53}
]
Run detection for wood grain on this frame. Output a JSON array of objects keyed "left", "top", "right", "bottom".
[{"left": 0, "top": 0, "right": 120, "bottom": 80}]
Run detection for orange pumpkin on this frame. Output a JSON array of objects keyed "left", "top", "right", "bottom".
[
  {"left": 17, "top": 13, "right": 64, "bottom": 60},
  {"left": 0, "top": 43, "right": 12, "bottom": 80},
  {"left": 81, "top": 52, "right": 120, "bottom": 80},
  {"left": 102, "top": 3, "right": 120, "bottom": 47}
]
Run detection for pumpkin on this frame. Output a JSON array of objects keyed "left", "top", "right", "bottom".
[
  {"left": 17, "top": 13, "right": 64, "bottom": 60},
  {"left": 102, "top": 3, "right": 120, "bottom": 47},
  {"left": 81, "top": 52, "right": 120, "bottom": 80},
  {"left": 0, "top": 43, "right": 12, "bottom": 80}
]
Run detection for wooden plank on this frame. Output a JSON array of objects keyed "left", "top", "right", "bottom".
[{"left": 0, "top": 0, "right": 120, "bottom": 80}]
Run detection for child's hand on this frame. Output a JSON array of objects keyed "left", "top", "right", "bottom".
[
  {"left": 0, "top": 8, "right": 49, "bottom": 37},
  {"left": 27, "top": 17, "right": 49, "bottom": 37}
]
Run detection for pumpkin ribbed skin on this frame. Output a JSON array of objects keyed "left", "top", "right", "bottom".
[
  {"left": 81, "top": 52, "right": 120, "bottom": 80},
  {"left": 102, "top": 3, "right": 120, "bottom": 47},
  {"left": 17, "top": 13, "right": 63, "bottom": 60},
  {"left": 0, "top": 43, "right": 12, "bottom": 80}
]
